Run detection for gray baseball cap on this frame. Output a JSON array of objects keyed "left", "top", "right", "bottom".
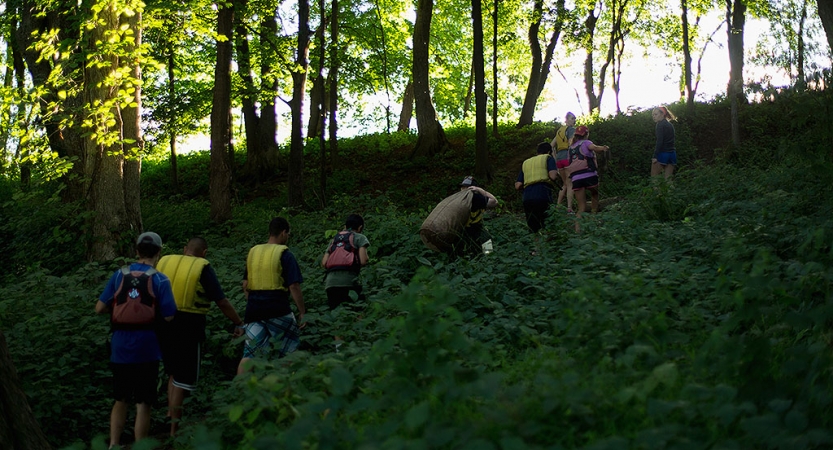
[{"left": 136, "top": 231, "right": 162, "bottom": 248}]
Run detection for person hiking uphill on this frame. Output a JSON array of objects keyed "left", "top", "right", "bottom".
[
  {"left": 321, "top": 214, "right": 370, "bottom": 311},
  {"left": 567, "top": 125, "right": 610, "bottom": 232},
  {"left": 95, "top": 232, "right": 177, "bottom": 449},
  {"left": 651, "top": 105, "right": 677, "bottom": 179},
  {"left": 550, "top": 112, "right": 577, "bottom": 213},
  {"left": 237, "top": 217, "right": 306, "bottom": 374},
  {"left": 515, "top": 142, "right": 558, "bottom": 234},
  {"left": 156, "top": 236, "right": 245, "bottom": 436},
  {"left": 458, "top": 176, "right": 498, "bottom": 255}
]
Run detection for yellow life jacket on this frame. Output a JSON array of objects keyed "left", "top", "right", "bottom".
[
  {"left": 156, "top": 255, "right": 211, "bottom": 314},
  {"left": 554, "top": 125, "right": 570, "bottom": 151},
  {"left": 522, "top": 154, "right": 552, "bottom": 187},
  {"left": 246, "top": 244, "right": 288, "bottom": 291}
]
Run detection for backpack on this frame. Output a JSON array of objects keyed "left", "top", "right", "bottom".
[
  {"left": 324, "top": 231, "right": 360, "bottom": 272},
  {"left": 111, "top": 266, "right": 159, "bottom": 331},
  {"left": 568, "top": 141, "right": 597, "bottom": 172}
]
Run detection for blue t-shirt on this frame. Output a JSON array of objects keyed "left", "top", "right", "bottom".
[
  {"left": 99, "top": 263, "right": 178, "bottom": 364},
  {"left": 516, "top": 155, "right": 557, "bottom": 203},
  {"left": 243, "top": 250, "right": 304, "bottom": 322}
]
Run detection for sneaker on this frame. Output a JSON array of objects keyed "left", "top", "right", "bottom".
[{"left": 567, "top": 209, "right": 575, "bottom": 215}]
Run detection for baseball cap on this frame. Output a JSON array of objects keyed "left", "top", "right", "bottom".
[
  {"left": 574, "top": 125, "right": 589, "bottom": 136},
  {"left": 136, "top": 231, "right": 162, "bottom": 248},
  {"left": 460, "top": 176, "right": 478, "bottom": 187}
]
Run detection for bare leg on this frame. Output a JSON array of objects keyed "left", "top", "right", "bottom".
[
  {"left": 109, "top": 401, "right": 128, "bottom": 448},
  {"left": 565, "top": 175, "right": 574, "bottom": 211},
  {"left": 556, "top": 168, "right": 569, "bottom": 207},
  {"left": 169, "top": 383, "right": 187, "bottom": 436},
  {"left": 664, "top": 163, "right": 675, "bottom": 179},
  {"left": 237, "top": 357, "right": 252, "bottom": 375},
  {"left": 574, "top": 189, "right": 586, "bottom": 233},
  {"left": 651, "top": 160, "right": 663, "bottom": 177},
  {"left": 135, "top": 403, "right": 151, "bottom": 441},
  {"left": 590, "top": 187, "right": 599, "bottom": 213}
]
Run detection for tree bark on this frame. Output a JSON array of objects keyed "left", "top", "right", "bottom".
[
  {"left": 288, "top": 0, "right": 311, "bottom": 208},
  {"left": 727, "top": 0, "right": 746, "bottom": 147},
  {"left": 411, "top": 0, "right": 449, "bottom": 158},
  {"left": 167, "top": 43, "right": 179, "bottom": 192},
  {"left": 122, "top": 11, "right": 143, "bottom": 237},
  {"left": 473, "top": 0, "right": 492, "bottom": 182},
  {"left": 682, "top": 0, "right": 696, "bottom": 116},
  {"left": 818, "top": 0, "right": 833, "bottom": 52},
  {"left": 582, "top": 7, "right": 600, "bottom": 113},
  {"left": 398, "top": 80, "right": 414, "bottom": 132},
  {"left": 517, "top": 0, "right": 564, "bottom": 127},
  {"left": 209, "top": 1, "right": 234, "bottom": 223},
  {"left": 86, "top": 0, "right": 127, "bottom": 261},
  {"left": 329, "top": 0, "right": 340, "bottom": 163},
  {"left": 0, "top": 330, "right": 51, "bottom": 450},
  {"left": 492, "top": 0, "right": 499, "bottom": 137},
  {"left": 317, "top": 0, "right": 328, "bottom": 203}
]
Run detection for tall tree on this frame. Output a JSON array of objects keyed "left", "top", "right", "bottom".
[
  {"left": 818, "top": 0, "right": 833, "bottom": 51},
  {"left": 517, "top": 0, "right": 565, "bottom": 126},
  {"left": 398, "top": 79, "right": 414, "bottom": 131},
  {"left": 473, "top": 0, "right": 492, "bottom": 181},
  {"left": 411, "top": 0, "right": 449, "bottom": 158},
  {"left": 329, "top": 0, "right": 340, "bottom": 164},
  {"left": 288, "top": 0, "right": 311, "bottom": 208},
  {"left": 727, "top": 0, "right": 746, "bottom": 146},
  {"left": 209, "top": 0, "right": 234, "bottom": 223},
  {"left": 492, "top": 0, "right": 500, "bottom": 137},
  {"left": 122, "top": 10, "right": 144, "bottom": 236},
  {"left": 0, "top": 331, "right": 50, "bottom": 450}
]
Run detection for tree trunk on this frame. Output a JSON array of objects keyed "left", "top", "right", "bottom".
[
  {"left": 818, "top": 0, "right": 833, "bottom": 52},
  {"left": 317, "top": 0, "right": 328, "bottom": 203},
  {"left": 288, "top": 0, "right": 311, "bottom": 208},
  {"left": 398, "top": 79, "right": 414, "bottom": 132},
  {"left": 167, "top": 45, "right": 179, "bottom": 192},
  {"left": 473, "top": 0, "right": 492, "bottom": 183},
  {"left": 86, "top": 0, "right": 127, "bottom": 261},
  {"left": 411, "top": 0, "right": 448, "bottom": 158},
  {"left": 727, "top": 0, "right": 746, "bottom": 147},
  {"left": 373, "top": 0, "right": 393, "bottom": 133},
  {"left": 0, "top": 330, "right": 51, "bottom": 450},
  {"left": 209, "top": 1, "right": 234, "bottom": 223},
  {"left": 517, "top": 0, "right": 564, "bottom": 127},
  {"left": 492, "top": 0, "right": 499, "bottom": 137},
  {"left": 582, "top": 7, "right": 600, "bottom": 114},
  {"left": 463, "top": 66, "right": 474, "bottom": 119},
  {"left": 329, "top": 0, "right": 340, "bottom": 164},
  {"left": 796, "top": 0, "right": 807, "bottom": 87},
  {"left": 122, "top": 11, "right": 143, "bottom": 237},
  {"left": 682, "top": 0, "right": 696, "bottom": 116}
]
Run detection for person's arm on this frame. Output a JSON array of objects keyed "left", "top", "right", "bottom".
[
  {"left": 468, "top": 186, "right": 498, "bottom": 208},
  {"left": 654, "top": 122, "right": 664, "bottom": 158},
  {"left": 514, "top": 181, "right": 523, "bottom": 190},
  {"left": 358, "top": 246, "right": 369, "bottom": 265},
  {"left": 288, "top": 283, "right": 305, "bottom": 327},
  {"left": 547, "top": 155, "right": 558, "bottom": 181},
  {"left": 320, "top": 250, "right": 330, "bottom": 268},
  {"left": 95, "top": 300, "right": 109, "bottom": 314},
  {"left": 589, "top": 143, "right": 610, "bottom": 153},
  {"left": 216, "top": 298, "right": 245, "bottom": 336}
]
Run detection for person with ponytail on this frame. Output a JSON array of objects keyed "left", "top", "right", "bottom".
[{"left": 651, "top": 105, "right": 677, "bottom": 179}]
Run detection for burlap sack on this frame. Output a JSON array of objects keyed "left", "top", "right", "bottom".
[{"left": 419, "top": 190, "right": 473, "bottom": 253}]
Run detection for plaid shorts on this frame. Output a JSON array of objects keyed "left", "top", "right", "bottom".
[{"left": 242, "top": 313, "right": 300, "bottom": 359}]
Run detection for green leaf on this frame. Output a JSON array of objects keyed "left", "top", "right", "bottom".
[{"left": 405, "top": 401, "right": 430, "bottom": 431}]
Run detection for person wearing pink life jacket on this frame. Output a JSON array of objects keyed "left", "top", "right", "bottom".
[
  {"left": 321, "top": 214, "right": 370, "bottom": 311},
  {"left": 566, "top": 125, "right": 610, "bottom": 232},
  {"left": 95, "top": 231, "right": 177, "bottom": 449}
]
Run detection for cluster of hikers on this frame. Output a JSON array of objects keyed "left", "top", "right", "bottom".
[
  {"left": 94, "top": 106, "right": 677, "bottom": 448},
  {"left": 95, "top": 215, "right": 368, "bottom": 447}
]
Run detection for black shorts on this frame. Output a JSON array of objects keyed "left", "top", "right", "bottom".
[
  {"left": 326, "top": 286, "right": 365, "bottom": 311},
  {"left": 523, "top": 199, "right": 550, "bottom": 233},
  {"left": 112, "top": 361, "right": 159, "bottom": 405},
  {"left": 571, "top": 175, "right": 599, "bottom": 191},
  {"left": 161, "top": 340, "right": 201, "bottom": 391}
]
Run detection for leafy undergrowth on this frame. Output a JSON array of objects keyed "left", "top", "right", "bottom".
[{"left": 3, "top": 149, "right": 833, "bottom": 449}]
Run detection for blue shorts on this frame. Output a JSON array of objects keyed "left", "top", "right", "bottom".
[
  {"left": 655, "top": 151, "right": 677, "bottom": 165},
  {"left": 242, "top": 313, "right": 300, "bottom": 359}
]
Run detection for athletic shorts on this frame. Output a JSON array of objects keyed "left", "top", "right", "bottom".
[
  {"left": 556, "top": 159, "right": 570, "bottom": 169},
  {"left": 572, "top": 175, "right": 599, "bottom": 191},
  {"left": 655, "top": 151, "right": 677, "bottom": 165},
  {"left": 242, "top": 313, "right": 300, "bottom": 359},
  {"left": 523, "top": 199, "right": 550, "bottom": 233},
  {"left": 161, "top": 340, "right": 201, "bottom": 391},
  {"left": 112, "top": 361, "right": 159, "bottom": 405},
  {"left": 326, "top": 286, "right": 366, "bottom": 311}
]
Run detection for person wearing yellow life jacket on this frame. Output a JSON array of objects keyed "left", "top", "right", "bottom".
[
  {"left": 550, "top": 112, "right": 577, "bottom": 213},
  {"left": 515, "top": 142, "right": 558, "bottom": 233},
  {"left": 155, "top": 237, "right": 244, "bottom": 436},
  {"left": 458, "top": 176, "right": 498, "bottom": 255},
  {"left": 237, "top": 217, "right": 306, "bottom": 375}
]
